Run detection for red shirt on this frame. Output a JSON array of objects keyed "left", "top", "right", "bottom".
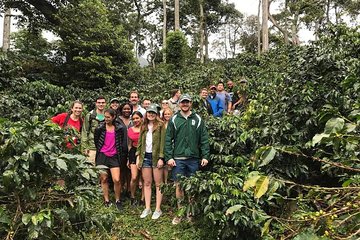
[
  {"left": 51, "top": 113, "right": 82, "bottom": 148},
  {"left": 128, "top": 127, "right": 140, "bottom": 147}
]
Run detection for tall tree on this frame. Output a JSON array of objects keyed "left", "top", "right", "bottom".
[
  {"left": 262, "top": 0, "right": 269, "bottom": 52},
  {"left": 174, "top": 0, "right": 180, "bottom": 30},
  {"left": 199, "top": 0, "right": 205, "bottom": 63},
  {"left": 2, "top": 8, "right": 11, "bottom": 51},
  {"left": 163, "top": 0, "right": 167, "bottom": 62}
]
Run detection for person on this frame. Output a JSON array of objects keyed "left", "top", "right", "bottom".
[
  {"left": 127, "top": 111, "right": 143, "bottom": 206},
  {"left": 142, "top": 99, "right": 151, "bottom": 110},
  {"left": 159, "top": 99, "right": 170, "bottom": 118},
  {"left": 227, "top": 80, "right": 240, "bottom": 111},
  {"left": 129, "top": 90, "right": 146, "bottom": 116},
  {"left": 207, "top": 85, "right": 224, "bottom": 117},
  {"left": 94, "top": 109, "right": 127, "bottom": 210},
  {"left": 168, "top": 89, "right": 181, "bottom": 113},
  {"left": 51, "top": 100, "right": 84, "bottom": 149},
  {"left": 232, "top": 78, "right": 248, "bottom": 113},
  {"left": 199, "top": 88, "right": 213, "bottom": 116},
  {"left": 136, "top": 104, "right": 166, "bottom": 220},
  {"left": 216, "top": 81, "right": 232, "bottom": 114},
  {"left": 110, "top": 98, "right": 120, "bottom": 111},
  {"left": 161, "top": 108, "right": 173, "bottom": 184},
  {"left": 81, "top": 96, "right": 106, "bottom": 163},
  {"left": 117, "top": 102, "right": 133, "bottom": 200},
  {"left": 164, "top": 94, "right": 210, "bottom": 225}
]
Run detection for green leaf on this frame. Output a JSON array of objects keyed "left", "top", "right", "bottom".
[
  {"left": 255, "top": 176, "right": 269, "bottom": 199},
  {"left": 225, "top": 204, "right": 243, "bottom": 216},
  {"left": 261, "top": 219, "right": 272, "bottom": 236},
  {"left": 0, "top": 207, "right": 11, "bottom": 225},
  {"left": 56, "top": 159, "right": 67, "bottom": 171},
  {"left": 324, "top": 117, "right": 345, "bottom": 134},
  {"left": 312, "top": 133, "right": 330, "bottom": 146},
  {"left": 345, "top": 123, "right": 356, "bottom": 133},
  {"left": 259, "top": 147, "right": 276, "bottom": 167},
  {"left": 21, "top": 213, "right": 32, "bottom": 225},
  {"left": 31, "top": 215, "right": 38, "bottom": 226}
]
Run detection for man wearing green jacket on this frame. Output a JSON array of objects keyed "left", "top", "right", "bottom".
[{"left": 165, "top": 93, "right": 210, "bottom": 225}]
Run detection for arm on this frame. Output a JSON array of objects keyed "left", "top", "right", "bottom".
[
  {"left": 213, "top": 99, "right": 224, "bottom": 117},
  {"left": 227, "top": 93, "right": 232, "bottom": 113},
  {"left": 199, "top": 121, "right": 210, "bottom": 161},
  {"left": 81, "top": 113, "right": 90, "bottom": 153},
  {"left": 159, "top": 124, "right": 166, "bottom": 159},
  {"left": 93, "top": 125, "right": 101, "bottom": 151},
  {"left": 164, "top": 120, "right": 175, "bottom": 162}
]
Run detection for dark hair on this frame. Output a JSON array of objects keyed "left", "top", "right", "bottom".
[
  {"left": 95, "top": 96, "right": 106, "bottom": 102},
  {"left": 170, "top": 89, "right": 180, "bottom": 97},
  {"left": 132, "top": 111, "right": 143, "bottom": 119},
  {"left": 104, "top": 108, "right": 117, "bottom": 125},
  {"left": 70, "top": 100, "right": 83, "bottom": 110},
  {"left": 217, "top": 81, "right": 224, "bottom": 86},
  {"left": 118, "top": 102, "right": 133, "bottom": 116}
]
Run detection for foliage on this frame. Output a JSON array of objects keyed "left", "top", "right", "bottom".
[
  {"left": 165, "top": 30, "right": 194, "bottom": 70},
  {"left": 0, "top": 117, "right": 115, "bottom": 239}
]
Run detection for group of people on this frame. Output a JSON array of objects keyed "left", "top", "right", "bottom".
[{"left": 51, "top": 88, "right": 213, "bottom": 224}]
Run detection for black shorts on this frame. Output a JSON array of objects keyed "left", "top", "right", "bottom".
[
  {"left": 128, "top": 147, "right": 137, "bottom": 164},
  {"left": 95, "top": 152, "right": 120, "bottom": 168}
]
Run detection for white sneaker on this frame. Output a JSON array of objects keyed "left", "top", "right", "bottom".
[
  {"left": 151, "top": 210, "right": 162, "bottom": 220},
  {"left": 172, "top": 216, "right": 182, "bottom": 225},
  {"left": 140, "top": 208, "right": 152, "bottom": 218}
]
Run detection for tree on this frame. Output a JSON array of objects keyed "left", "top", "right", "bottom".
[
  {"left": 262, "top": 0, "right": 269, "bottom": 52},
  {"left": 2, "top": 8, "right": 11, "bottom": 51},
  {"left": 175, "top": 0, "right": 180, "bottom": 30},
  {"left": 163, "top": 0, "right": 167, "bottom": 62}
]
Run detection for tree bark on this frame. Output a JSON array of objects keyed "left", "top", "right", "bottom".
[
  {"left": 204, "top": 22, "right": 209, "bottom": 60},
  {"left": 262, "top": 0, "right": 269, "bottom": 52},
  {"left": 163, "top": 0, "right": 167, "bottom": 63},
  {"left": 2, "top": 8, "right": 11, "bottom": 52},
  {"left": 174, "top": 0, "right": 180, "bottom": 30},
  {"left": 257, "top": 0, "right": 261, "bottom": 56},
  {"left": 199, "top": 0, "right": 204, "bottom": 63}
]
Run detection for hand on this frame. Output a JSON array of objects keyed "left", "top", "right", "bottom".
[
  {"left": 127, "top": 160, "right": 130, "bottom": 169},
  {"left": 167, "top": 159, "right": 176, "bottom": 167},
  {"left": 157, "top": 159, "right": 164, "bottom": 168},
  {"left": 201, "top": 159, "right": 208, "bottom": 167},
  {"left": 84, "top": 149, "right": 90, "bottom": 156}
]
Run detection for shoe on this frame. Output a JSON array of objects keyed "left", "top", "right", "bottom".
[
  {"left": 172, "top": 216, "right": 182, "bottom": 225},
  {"left": 130, "top": 198, "right": 138, "bottom": 206},
  {"left": 104, "top": 201, "right": 111, "bottom": 207},
  {"left": 140, "top": 208, "right": 152, "bottom": 218},
  {"left": 151, "top": 210, "right": 162, "bottom": 220},
  {"left": 115, "top": 200, "right": 122, "bottom": 211}
]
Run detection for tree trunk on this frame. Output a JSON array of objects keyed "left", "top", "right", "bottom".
[
  {"left": 174, "top": 0, "right": 180, "bottom": 30},
  {"left": 2, "top": 8, "right": 11, "bottom": 52},
  {"left": 163, "top": 0, "right": 167, "bottom": 63},
  {"left": 257, "top": 0, "right": 261, "bottom": 56},
  {"left": 262, "top": 0, "right": 269, "bottom": 52},
  {"left": 199, "top": 0, "right": 204, "bottom": 63},
  {"left": 204, "top": 23, "right": 209, "bottom": 60}
]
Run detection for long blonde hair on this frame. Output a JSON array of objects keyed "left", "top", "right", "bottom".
[{"left": 141, "top": 113, "right": 164, "bottom": 132}]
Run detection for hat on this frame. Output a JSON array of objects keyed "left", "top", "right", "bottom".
[
  {"left": 146, "top": 104, "right": 158, "bottom": 114},
  {"left": 110, "top": 98, "right": 120, "bottom": 103},
  {"left": 240, "top": 79, "right": 248, "bottom": 83},
  {"left": 209, "top": 85, "right": 217, "bottom": 90},
  {"left": 179, "top": 93, "right": 192, "bottom": 103}
]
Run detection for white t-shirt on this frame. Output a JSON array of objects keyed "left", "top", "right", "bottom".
[{"left": 145, "top": 124, "right": 153, "bottom": 153}]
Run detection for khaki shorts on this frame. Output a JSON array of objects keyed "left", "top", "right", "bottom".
[{"left": 87, "top": 150, "right": 96, "bottom": 165}]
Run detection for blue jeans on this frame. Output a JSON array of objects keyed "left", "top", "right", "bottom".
[
  {"left": 172, "top": 158, "right": 199, "bottom": 181},
  {"left": 142, "top": 152, "right": 153, "bottom": 168}
]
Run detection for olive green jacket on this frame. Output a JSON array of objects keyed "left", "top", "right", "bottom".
[{"left": 136, "top": 122, "right": 166, "bottom": 167}]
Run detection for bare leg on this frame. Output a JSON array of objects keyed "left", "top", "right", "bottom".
[
  {"left": 110, "top": 167, "right": 121, "bottom": 201},
  {"left": 175, "top": 182, "right": 184, "bottom": 209},
  {"left": 100, "top": 172, "right": 109, "bottom": 202},
  {"left": 142, "top": 168, "right": 153, "bottom": 210},
  {"left": 129, "top": 164, "right": 139, "bottom": 198},
  {"left": 153, "top": 168, "right": 164, "bottom": 211},
  {"left": 163, "top": 166, "right": 168, "bottom": 184}
]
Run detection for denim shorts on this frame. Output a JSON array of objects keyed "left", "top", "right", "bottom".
[
  {"left": 142, "top": 152, "right": 153, "bottom": 168},
  {"left": 172, "top": 158, "right": 199, "bottom": 181}
]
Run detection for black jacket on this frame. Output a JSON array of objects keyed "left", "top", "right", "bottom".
[{"left": 94, "top": 122, "right": 128, "bottom": 161}]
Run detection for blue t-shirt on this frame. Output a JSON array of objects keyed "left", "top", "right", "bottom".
[{"left": 216, "top": 92, "right": 231, "bottom": 111}]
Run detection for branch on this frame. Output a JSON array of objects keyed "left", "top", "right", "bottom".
[{"left": 269, "top": 14, "right": 292, "bottom": 44}]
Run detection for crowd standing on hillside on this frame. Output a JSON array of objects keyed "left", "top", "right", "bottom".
[{"left": 51, "top": 79, "right": 248, "bottom": 224}]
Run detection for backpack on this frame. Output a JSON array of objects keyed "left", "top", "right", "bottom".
[{"left": 87, "top": 110, "right": 101, "bottom": 133}]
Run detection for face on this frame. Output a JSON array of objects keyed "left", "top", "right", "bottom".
[
  {"left": 227, "top": 81, "right": 234, "bottom": 89},
  {"left": 122, "top": 104, "right": 132, "bottom": 117},
  {"left": 130, "top": 93, "right": 139, "bottom": 105},
  {"left": 132, "top": 114, "right": 142, "bottom": 127},
  {"left": 71, "top": 103, "right": 83, "bottom": 117},
  {"left": 163, "top": 110, "right": 172, "bottom": 121},
  {"left": 200, "top": 90, "right": 208, "bottom": 99},
  {"left": 210, "top": 88, "right": 216, "bottom": 94},
  {"left": 110, "top": 101, "right": 120, "bottom": 110},
  {"left": 176, "top": 90, "right": 181, "bottom": 98},
  {"left": 146, "top": 111, "right": 157, "bottom": 121},
  {"left": 95, "top": 98, "right": 106, "bottom": 111},
  {"left": 104, "top": 112, "right": 115, "bottom": 124},
  {"left": 179, "top": 100, "right": 192, "bottom": 113},
  {"left": 217, "top": 83, "right": 224, "bottom": 91},
  {"left": 142, "top": 100, "right": 151, "bottom": 109},
  {"left": 161, "top": 100, "right": 169, "bottom": 109}
]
